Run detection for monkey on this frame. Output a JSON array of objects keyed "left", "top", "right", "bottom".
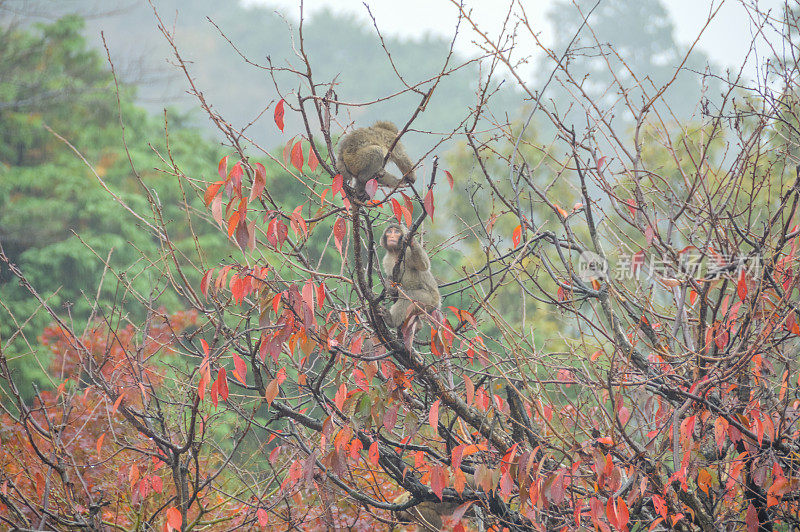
[
  {"left": 380, "top": 223, "right": 440, "bottom": 330},
  {"left": 393, "top": 498, "right": 460, "bottom": 531},
  {"left": 337, "top": 121, "right": 416, "bottom": 196},
  {"left": 381, "top": 223, "right": 453, "bottom": 386},
  {"left": 392, "top": 487, "right": 483, "bottom": 532}
]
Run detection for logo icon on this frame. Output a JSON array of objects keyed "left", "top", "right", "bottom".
[{"left": 577, "top": 251, "right": 608, "bottom": 282}]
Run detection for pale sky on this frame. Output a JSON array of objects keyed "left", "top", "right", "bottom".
[{"left": 242, "top": 0, "right": 783, "bottom": 80}]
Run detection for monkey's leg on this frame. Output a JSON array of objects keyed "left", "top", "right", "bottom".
[
  {"left": 375, "top": 169, "right": 403, "bottom": 188},
  {"left": 387, "top": 299, "right": 411, "bottom": 329}
]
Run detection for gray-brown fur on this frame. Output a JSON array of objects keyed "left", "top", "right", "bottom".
[
  {"left": 337, "top": 121, "right": 416, "bottom": 191},
  {"left": 381, "top": 223, "right": 440, "bottom": 328}
]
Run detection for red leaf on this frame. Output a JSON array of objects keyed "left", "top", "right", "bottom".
[
  {"left": 645, "top": 225, "right": 655, "bottom": 245},
  {"left": 365, "top": 178, "right": 378, "bottom": 199},
  {"left": 316, "top": 282, "right": 326, "bottom": 306},
  {"left": 429, "top": 399, "right": 440, "bottom": 430},
  {"left": 332, "top": 174, "right": 343, "bottom": 197},
  {"left": 200, "top": 269, "right": 213, "bottom": 297},
  {"left": 308, "top": 146, "right": 319, "bottom": 171},
  {"left": 512, "top": 225, "right": 522, "bottom": 247},
  {"left": 218, "top": 368, "right": 229, "bottom": 401},
  {"left": 632, "top": 250, "right": 645, "bottom": 274},
  {"left": 451, "top": 444, "right": 465, "bottom": 472},
  {"left": 430, "top": 465, "right": 448, "bottom": 501},
  {"left": 625, "top": 199, "right": 636, "bottom": 218},
  {"left": 424, "top": 189, "right": 435, "bottom": 220},
  {"left": 229, "top": 162, "right": 243, "bottom": 194},
  {"left": 368, "top": 441, "right": 379, "bottom": 466},
  {"left": 198, "top": 372, "right": 209, "bottom": 401},
  {"left": 151, "top": 475, "right": 163, "bottom": 494},
  {"left": 249, "top": 163, "right": 266, "bottom": 202},
  {"left": 597, "top": 156, "right": 607, "bottom": 171},
  {"left": 652, "top": 494, "right": 667, "bottom": 518},
  {"left": 204, "top": 181, "right": 224, "bottom": 206},
  {"left": 335, "top": 383, "right": 347, "bottom": 410},
  {"left": 291, "top": 142, "right": 304, "bottom": 172},
  {"left": 616, "top": 497, "right": 629, "bottom": 528},
  {"left": 166, "top": 507, "right": 182, "bottom": 531},
  {"left": 302, "top": 280, "right": 315, "bottom": 312},
  {"left": 218, "top": 156, "right": 228, "bottom": 180},
  {"left": 233, "top": 353, "right": 247, "bottom": 384},
  {"left": 557, "top": 286, "right": 567, "bottom": 302},
  {"left": 746, "top": 503, "right": 758, "bottom": 532},
  {"left": 333, "top": 217, "right": 347, "bottom": 255},
  {"left": 464, "top": 375, "right": 474, "bottom": 405},
  {"left": 274, "top": 99, "right": 285, "bottom": 132},
  {"left": 445, "top": 170, "right": 454, "bottom": 190},
  {"left": 257, "top": 508, "right": 269, "bottom": 526},
  {"left": 737, "top": 269, "right": 748, "bottom": 301},
  {"left": 690, "top": 290, "right": 698, "bottom": 305},
  {"left": 618, "top": 405, "right": 630, "bottom": 425}
]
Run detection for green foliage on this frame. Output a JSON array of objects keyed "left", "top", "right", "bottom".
[{"left": 0, "top": 16, "right": 227, "bottom": 398}]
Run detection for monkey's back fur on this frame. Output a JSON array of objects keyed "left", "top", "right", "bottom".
[{"left": 337, "top": 121, "right": 415, "bottom": 188}]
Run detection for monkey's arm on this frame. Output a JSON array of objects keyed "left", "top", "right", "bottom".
[
  {"left": 405, "top": 239, "right": 431, "bottom": 271},
  {"left": 389, "top": 144, "right": 416, "bottom": 184}
]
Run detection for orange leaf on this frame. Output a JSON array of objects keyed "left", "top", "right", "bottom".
[
  {"left": 129, "top": 464, "right": 140, "bottom": 489},
  {"left": 512, "top": 225, "right": 522, "bottom": 247},
  {"left": 274, "top": 99, "right": 285, "bottom": 132},
  {"left": 204, "top": 181, "right": 224, "bottom": 206},
  {"left": 227, "top": 211, "right": 240, "bottom": 238},
  {"left": 96, "top": 433, "right": 105, "bottom": 457},
  {"left": 265, "top": 379, "right": 280, "bottom": 406},
  {"left": 697, "top": 469, "right": 711, "bottom": 495},
  {"left": 112, "top": 393, "right": 124, "bottom": 413}
]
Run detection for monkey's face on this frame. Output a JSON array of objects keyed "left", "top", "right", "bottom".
[{"left": 384, "top": 227, "right": 403, "bottom": 251}]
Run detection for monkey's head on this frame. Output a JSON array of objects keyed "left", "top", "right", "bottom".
[
  {"left": 372, "top": 121, "right": 399, "bottom": 135},
  {"left": 381, "top": 223, "right": 405, "bottom": 252}
]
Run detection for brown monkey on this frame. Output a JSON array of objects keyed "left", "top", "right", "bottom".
[
  {"left": 337, "top": 121, "right": 416, "bottom": 194},
  {"left": 381, "top": 223, "right": 440, "bottom": 329},
  {"left": 392, "top": 489, "right": 481, "bottom": 531},
  {"left": 394, "top": 499, "right": 460, "bottom": 531}
]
